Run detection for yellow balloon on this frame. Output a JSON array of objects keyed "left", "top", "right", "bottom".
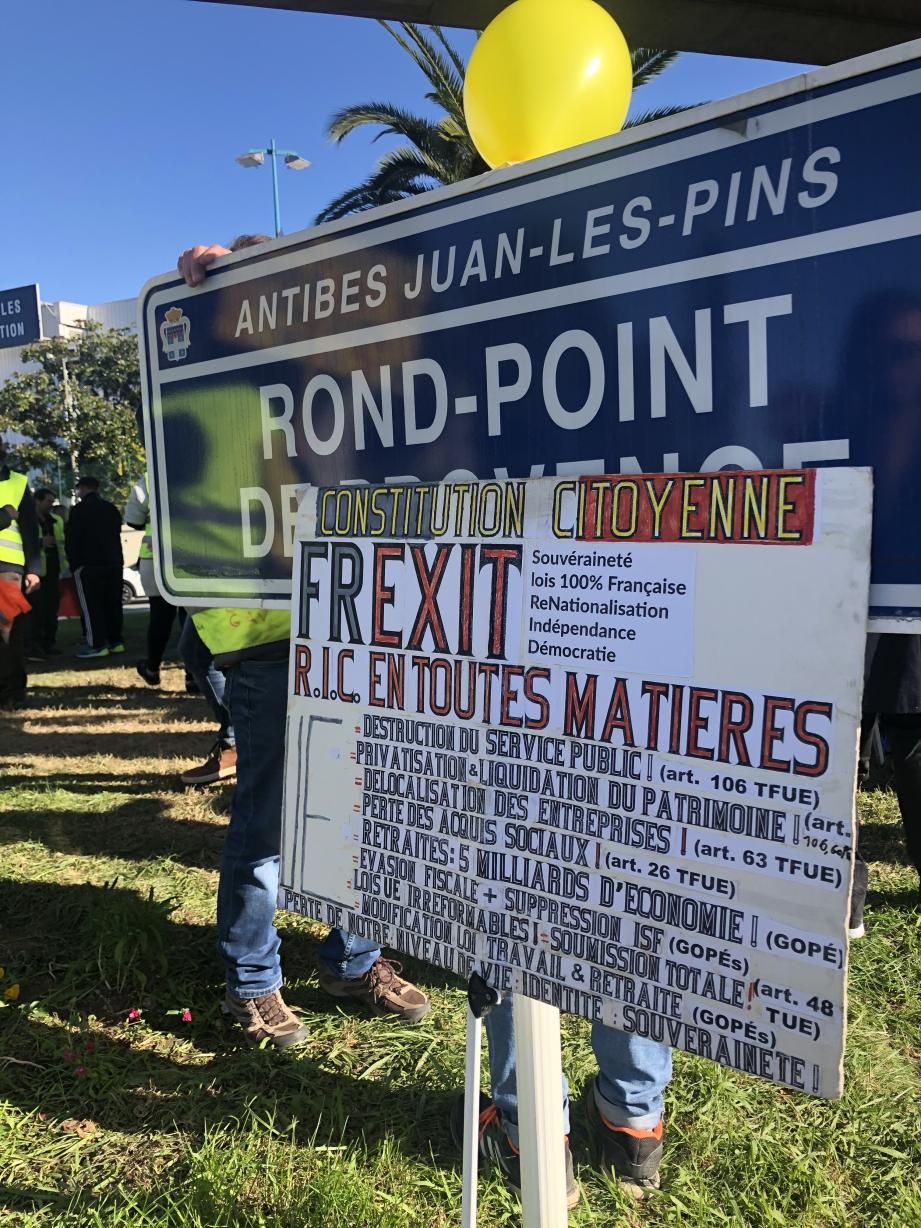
[{"left": 464, "top": 0, "right": 633, "bottom": 168}]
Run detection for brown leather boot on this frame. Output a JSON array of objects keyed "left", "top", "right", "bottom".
[
  {"left": 180, "top": 742, "right": 237, "bottom": 786},
  {"left": 318, "top": 956, "right": 430, "bottom": 1023},
  {"left": 221, "top": 990, "right": 309, "bottom": 1050}
]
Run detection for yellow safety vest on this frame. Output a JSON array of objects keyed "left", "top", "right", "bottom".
[
  {"left": 0, "top": 471, "right": 28, "bottom": 567},
  {"left": 139, "top": 518, "right": 154, "bottom": 561},
  {"left": 191, "top": 607, "right": 291, "bottom": 657},
  {"left": 38, "top": 512, "right": 66, "bottom": 578}
]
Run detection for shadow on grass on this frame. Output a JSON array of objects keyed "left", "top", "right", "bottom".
[
  {"left": 0, "top": 794, "right": 226, "bottom": 870},
  {"left": 859, "top": 821, "right": 913, "bottom": 865},
  {"left": 866, "top": 885, "right": 920, "bottom": 911},
  {"left": 0, "top": 880, "right": 459, "bottom": 1178}
]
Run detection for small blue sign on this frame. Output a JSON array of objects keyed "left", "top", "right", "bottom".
[
  {"left": 0, "top": 284, "right": 41, "bottom": 350},
  {"left": 140, "top": 43, "right": 921, "bottom": 624}
]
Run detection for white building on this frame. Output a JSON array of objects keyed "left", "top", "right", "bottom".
[{"left": 0, "top": 296, "right": 136, "bottom": 387}]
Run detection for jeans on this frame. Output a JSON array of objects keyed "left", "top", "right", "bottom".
[
  {"left": 485, "top": 996, "right": 672, "bottom": 1144},
  {"left": 218, "top": 657, "right": 380, "bottom": 998},
  {"left": 179, "top": 617, "right": 235, "bottom": 748}
]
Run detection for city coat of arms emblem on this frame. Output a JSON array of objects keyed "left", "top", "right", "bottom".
[{"left": 160, "top": 306, "right": 191, "bottom": 362}]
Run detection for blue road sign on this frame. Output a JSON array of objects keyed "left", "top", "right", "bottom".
[
  {"left": 139, "top": 40, "right": 921, "bottom": 624},
  {"left": 0, "top": 284, "right": 41, "bottom": 349}
]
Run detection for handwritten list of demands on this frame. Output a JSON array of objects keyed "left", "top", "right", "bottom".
[{"left": 280, "top": 469, "right": 871, "bottom": 1098}]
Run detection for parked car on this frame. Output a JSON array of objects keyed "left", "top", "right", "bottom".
[{"left": 122, "top": 565, "right": 146, "bottom": 605}]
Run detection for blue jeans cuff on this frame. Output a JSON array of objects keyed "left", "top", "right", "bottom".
[
  {"left": 593, "top": 1081, "right": 662, "bottom": 1131},
  {"left": 227, "top": 977, "right": 283, "bottom": 1001}
]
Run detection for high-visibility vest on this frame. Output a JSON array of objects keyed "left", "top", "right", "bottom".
[
  {"left": 139, "top": 518, "right": 154, "bottom": 561},
  {"left": 191, "top": 607, "right": 291, "bottom": 657},
  {"left": 0, "top": 471, "right": 28, "bottom": 567},
  {"left": 38, "top": 512, "right": 66, "bottom": 578}
]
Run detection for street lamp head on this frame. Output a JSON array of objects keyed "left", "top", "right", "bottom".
[
  {"left": 235, "top": 151, "right": 265, "bottom": 168},
  {"left": 284, "top": 153, "right": 311, "bottom": 171}
]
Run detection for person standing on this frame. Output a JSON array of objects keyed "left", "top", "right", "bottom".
[
  {"left": 862, "top": 635, "right": 921, "bottom": 892},
  {"left": 25, "top": 487, "right": 66, "bottom": 659},
  {"left": 178, "top": 614, "right": 237, "bottom": 785},
  {"left": 0, "top": 444, "right": 41, "bottom": 707},
  {"left": 125, "top": 474, "right": 182, "bottom": 685},
  {"left": 65, "top": 476, "right": 124, "bottom": 659},
  {"left": 178, "top": 240, "right": 430, "bottom": 1047}
]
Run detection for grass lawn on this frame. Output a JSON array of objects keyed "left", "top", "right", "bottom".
[{"left": 1, "top": 611, "right": 919, "bottom": 1227}]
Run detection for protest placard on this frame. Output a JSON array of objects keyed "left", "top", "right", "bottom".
[{"left": 280, "top": 466, "right": 870, "bottom": 1098}]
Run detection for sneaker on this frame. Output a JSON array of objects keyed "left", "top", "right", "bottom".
[
  {"left": 76, "top": 644, "right": 109, "bottom": 659},
  {"left": 136, "top": 659, "right": 160, "bottom": 686},
  {"left": 221, "top": 989, "right": 309, "bottom": 1050},
  {"left": 26, "top": 649, "right": 47, "bottom": 662},
  {"left": 588, "top": 1089, "right": 663, "bottom": 1196},
  {"left": 449, "top": 1092, "right": 580, "bottom": 1209},
  {"left": 318, "top": 956, "right": 430, "bottom": 1023},
  {"left": 108, "top": 642, "right": 125, "bottom": 655},
  {"left": 180, "top": 743, "right": 237, "bottom": 786}
]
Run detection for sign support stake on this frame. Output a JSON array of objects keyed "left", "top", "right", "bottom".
[
  {"left": 460, "top": 1005, "right": 482, "bottom": 1228},
  {"left": 513, "top": 994, "right": 569, "bottom": 1228}
]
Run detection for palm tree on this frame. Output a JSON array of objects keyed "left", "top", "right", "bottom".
[{"left": 316, "top": 24, "right": 695, "bottom": 224}]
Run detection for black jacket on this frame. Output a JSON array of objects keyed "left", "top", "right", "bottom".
[
  {"left": 0, "top": 464, "right": 41, "bottom": 576},
  {"left": 65, "top": 492, "right": 123, "bottom": 570}
]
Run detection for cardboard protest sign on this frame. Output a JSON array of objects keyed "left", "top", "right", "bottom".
[
  {"left": 140, "top": 43, "right": 920, "bottom": 624},
  {"left": 280, "top": 467, "right": 871, "bottom": 1098}
]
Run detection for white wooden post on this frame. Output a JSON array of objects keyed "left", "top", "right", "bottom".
[{"left": 513, "top": 994, "right": 569, "bottom": 1228}]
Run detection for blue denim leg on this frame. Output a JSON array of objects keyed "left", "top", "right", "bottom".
[
  {"left": 316, "top": 927, "right": 381, "bottom": 980},
  {"left": 591, "top": 1022, "right": 672, "bottom": 1129},
  {"left": 179, "top": 616, "right": 235, "bottom": 747},
  {"left": 484, "top": 995, "right": 570, "bottom": 1147},
  {"left": 217, "top": 660, "right": 286, "bottom": 998}
]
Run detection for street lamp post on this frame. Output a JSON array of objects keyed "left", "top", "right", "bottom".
[{"left": 235, "top": 140, "right": 311, "bottom": 237}]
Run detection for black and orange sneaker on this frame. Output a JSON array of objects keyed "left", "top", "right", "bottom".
[
  {"left": 450, "top": 1091, "right": 580, "bottom": 1210},
  {"left": 588, "top": 1090, "right": 663, "bottom": 1196}
]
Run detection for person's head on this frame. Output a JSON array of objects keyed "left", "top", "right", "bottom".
[
  {"left": 75, "top": 475, "right": 100, "bottom": 500},
  {"left": 34, "top": 487, "right": 55, "bottom": 515},
  {"left": 229, "top": 234, "right": 271, "bottom": 252}
]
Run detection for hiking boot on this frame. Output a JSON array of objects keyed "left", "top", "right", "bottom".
[
  {"left": 180, "top": 743, "right": 237, "bottom": 786},
  {"left": 588, "top": 1089, "right": 663, "bottom": 1196},
  {"left": 449, "top": 1092, "right": 580, "bottom": 1209},
  {"left": 136, "top": 659, "right": 160, "bottom": 686},
  {"left": 221, "top": 989, "right": 309, "bottom": 1050},
  {"left": 77, "top": 644, "right": 109, "bottom": 659},
  {"left": 318, "top": 956, "right": 430, "bottom": 1023}
]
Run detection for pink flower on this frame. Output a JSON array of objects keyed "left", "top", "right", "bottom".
[
  {"left": 74, "top": 1066, "right": 87, "bottom": 1076},
  {"left": 127, "top": 1008, "right": 140, "bottom": 1022},
  {"left": 63, "top": 1050, "right": 74, "bottom": 1063},
  {"left": 84, "top": 1042, "right": 95, "bottom": 1054},
  {"left": 181, "top": 1009, "right": 192, "bottom": 1023}
]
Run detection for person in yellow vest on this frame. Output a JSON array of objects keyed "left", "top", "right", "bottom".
[
  {"left": 178, "top": 239, "right": 430, "bottom": 1047},
  {"left": 125, "top": 475, "right": 182, "bottom": 684},
  {"left": 24, "top": 487, "right": 67, "bottom": 660},
  {"left": 0, "top": 442, "right": 41, "bottom": 708}
]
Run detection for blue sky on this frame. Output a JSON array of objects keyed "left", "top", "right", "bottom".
[{"left": 1, "top": 0, "right": 808, "bottom": 305}]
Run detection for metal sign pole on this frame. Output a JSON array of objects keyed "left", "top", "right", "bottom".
[{"left": 513, "top": 994, "right": 569, "bottom": 1228}]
